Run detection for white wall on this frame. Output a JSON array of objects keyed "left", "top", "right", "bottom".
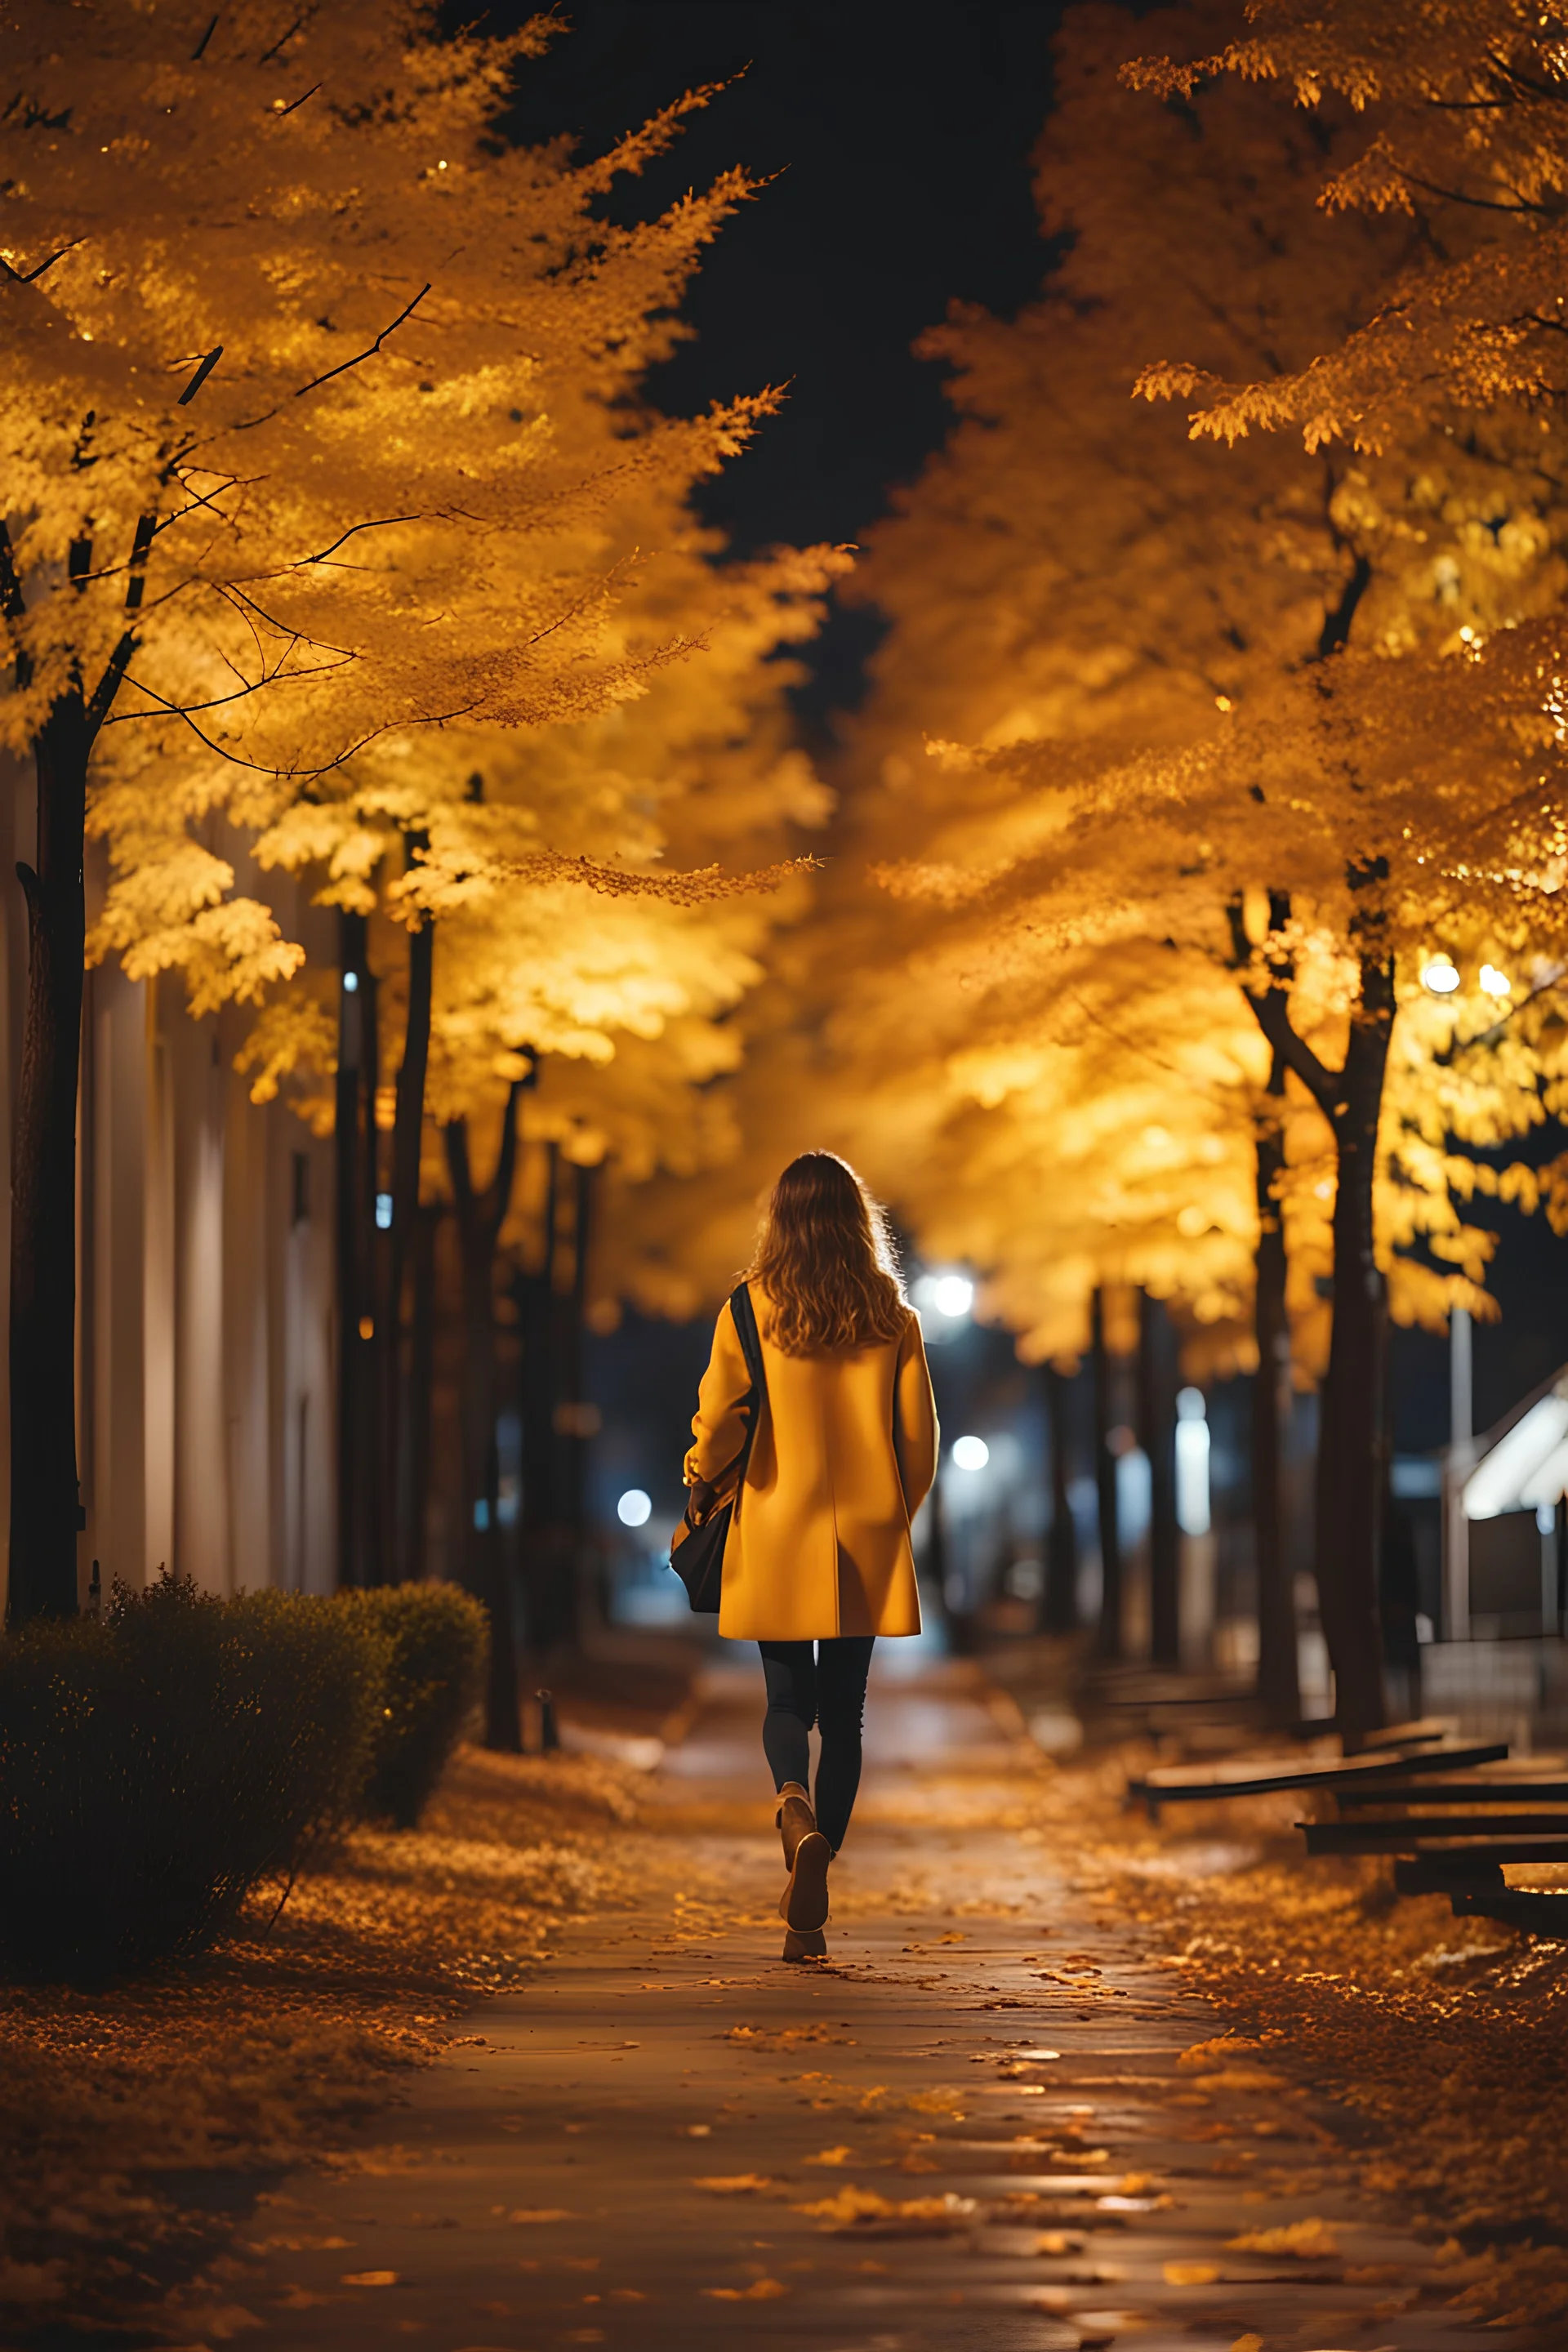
[{"left": 0, "top": 764, "right": 336, "bottom": 1613}]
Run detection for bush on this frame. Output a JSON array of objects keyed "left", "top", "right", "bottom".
[
  {"left": 0, "top": 1575, "right": 388, "bottom": 1981},
  {"left": 336, "top": 1584, "right": 488, "bottom": 1829}
]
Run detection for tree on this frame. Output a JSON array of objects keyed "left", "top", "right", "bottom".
[
  {"left": 881, "top": 625, "right": 1568, "bottom": 1734},
  {"left": 1, "top": 0, "right": 797, "bottom": 1620},
  {"left": 225, "top": 523, "right": 840, "bottom": 1632},
  {"left": 817, "top": 2, "right": 1568, "bottom": 1727},
  {"left": 1125, "top": 3, "right": 1568, "bottom": 453}
]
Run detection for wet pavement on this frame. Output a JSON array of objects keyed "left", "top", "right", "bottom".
[{"left": 234, "top": 1653, "right": 1530, "bottom": 2351}]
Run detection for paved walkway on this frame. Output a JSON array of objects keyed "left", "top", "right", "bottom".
[{"left": 236, "top": 1655, "right": 1525, "bottom": 2352}]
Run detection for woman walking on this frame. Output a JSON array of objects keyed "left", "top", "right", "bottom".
[{"left": 683, "top": 1152, "right": 938, "bottom": 1960}]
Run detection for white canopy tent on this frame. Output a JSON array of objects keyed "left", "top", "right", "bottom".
[{"left": 1443, "top": 1368, "right": 1568, "bottom": 1639}]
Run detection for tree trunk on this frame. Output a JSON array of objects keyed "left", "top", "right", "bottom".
[
  {"left": 1139, "top": 1291, "right": 1180, "bottom": 1666},
  {"left": 519, "top": 1140, "right": 568, "bottom": 1655},
  {"left": 1234, "top": 880, "right": 1393, "bottom": 1744},
  {"left": 1042, "top": 1361, "right": 1079, "bottom": 1633},
  {"left": 1092, "top": 1287, "right": 1121, "bottom": 1657},
  {"left": 7, "top": 707, "right": 90, "bottom": 1621},
  {"left": 1314, "top": 968, "right": 1393, "bottom": 1745},
  {"left": 402, "top": 1202, "right": 439, "bottom": 1586},
  {"left": 555, "top": 1160, "right": 596, "bottom": 1644},
  {"left": 1253, "top": 1055, "right": 1300, "bottom": 1725},
  {"left": 445, "top": 1089, "right": 524, "bottom": 1751},
  {"left": 383, "top": 891, "right": 433, "bottom": 1584},
  {"left": 334, "top": 911, "right": 373, "bottom": 1588},
  {"left": 4, "top": 506, "right": 148, "bottom": 1626}
]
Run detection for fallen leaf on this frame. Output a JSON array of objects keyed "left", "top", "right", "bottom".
[
  {"left": 1229, "top": 2338, "right": 1263, "bottom": 2352},
  {"left": 692, "top": 2174, "right": 775, "bottom": 2194},
  {"left": 1179, "top": 2036, "right": 1260, "bottom": 2070},
  {"left": 792, "top": 2185, "right": 977, "bottom": 2237},
  {"left": 341, "top": 2271, "right": 399, "bottom": 2287},
  {"left": 702, "top": 2278, "right": 788, "bottom": 2301},
  {"left": 1164, "top": 2261, "right": 1220, "bottom": 2286},
  {"left": 1226, "top": 2217, "right": 1339, "bottom": 2260},
  {"left": 805, "top": 2145, "right": 855, "bottom": 2166}
]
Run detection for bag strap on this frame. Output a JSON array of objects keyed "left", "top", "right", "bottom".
[{"left": 728, "top": 1281, "right": 767, "bottom": 1499}]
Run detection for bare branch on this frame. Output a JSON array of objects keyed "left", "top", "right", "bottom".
[
  {"left": 1241, "top": 980, "right": 1343, "bottom": 1116},
  {"left": 0, "top": 238, "right": 86, "bottom": 286},
  {"left": 274, "top": 81, "right": 320, "bottom": 118},
  {"left": 229, "top": 285, "right": 432, "bottom": 432},
  {"left": 105, "top": 648, "right": 355, "bottom": 724},
  {"left": 176, "top": 345, "right": 224, "bottom": 406},
  {"left": 105, "top": 695, "right": 402, "bottom": 782},
  {"left": 304, "top": 514, "right": 421, "bottom": 565},
  {"left": 85, "top": 629, "right": 137, "bottom": 740},
  {"left": 256, "top": 12, "right": 304, "bottom": 65},
  {"left": 122, "top": 512, "right": 155, "bottom": 613}
]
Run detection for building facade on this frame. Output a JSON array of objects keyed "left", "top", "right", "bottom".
[{"left": 0, "top": 759, "right": 337, "bottom": 1613}]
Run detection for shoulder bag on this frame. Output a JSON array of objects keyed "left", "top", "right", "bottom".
[{"left": 669, "top": 1282, "right": 765, "bottom": 1614}]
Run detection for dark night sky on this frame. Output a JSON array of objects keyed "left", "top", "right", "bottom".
[
  {"left": 485, "top": 0, "right": 1566, "bottom": 1450},
  {"left": 490, "top": 1, "right": 1067, "bottom": 723}
]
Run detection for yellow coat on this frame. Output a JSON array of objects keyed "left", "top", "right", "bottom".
[{"left": 684, "top": 1291, "right": 938, "bottom": 1642}]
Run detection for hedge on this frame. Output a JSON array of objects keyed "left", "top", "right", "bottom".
[
  {"left": 0, "top": 1575, "right": 388, "bottom": 1981},
  {"left": 337, "top": 1583, "right": 488, "bottom": 1829}
]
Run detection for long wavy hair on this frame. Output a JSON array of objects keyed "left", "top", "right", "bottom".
[{"left": 746, "top": 1152, "right": 908, "bottom": 1356}]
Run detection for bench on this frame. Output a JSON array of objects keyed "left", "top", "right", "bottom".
[{"left": 1127, "top": 1738, "right": 1508, "bottom": 1820}]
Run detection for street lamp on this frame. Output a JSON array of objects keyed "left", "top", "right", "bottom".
[
  {"left": 1420, "top": 958, "right": 1460, "bottom": 996},
  {"left": 617, "top": 1488, "right": 652, "bottom": 1528}
]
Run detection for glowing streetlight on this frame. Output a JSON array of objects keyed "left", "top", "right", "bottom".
[
  {"left": 1478, "top": 964, "right": 1512, "bottom": 998},
  {"left": 617, "top": 1489, "right": 652, "bottom": 1528},
  {"left": 1174, "top": 1386, "right": 1210, "bottom": 1535},
  {"left": 931, "top": 1273, "right": 973, "bottom": 1318},
  {"left": 1420, "top": 958, "right": 1460, "bottom": 996},
  {"left": 951, "top": 1434, "right": 990, "bottom": 1472}
]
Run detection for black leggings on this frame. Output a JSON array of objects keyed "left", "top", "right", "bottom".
[{"left": 758, "top": 1637, "right": 875, "bottom": 1854}]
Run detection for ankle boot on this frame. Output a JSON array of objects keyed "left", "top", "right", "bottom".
[
  {"left": 782, "top": 1924, "right": 827, "bottom": 1962},
  {"left": 779, "top": 1826, "right": 831, "bottom": 1932},
  {"left": 776, "top": 1781, "right": 817, "bottom": 1871}
]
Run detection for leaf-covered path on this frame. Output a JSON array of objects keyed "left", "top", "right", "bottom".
[{"left": 235, "top": 1658, "right": 1529, "bottom": 2352}]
